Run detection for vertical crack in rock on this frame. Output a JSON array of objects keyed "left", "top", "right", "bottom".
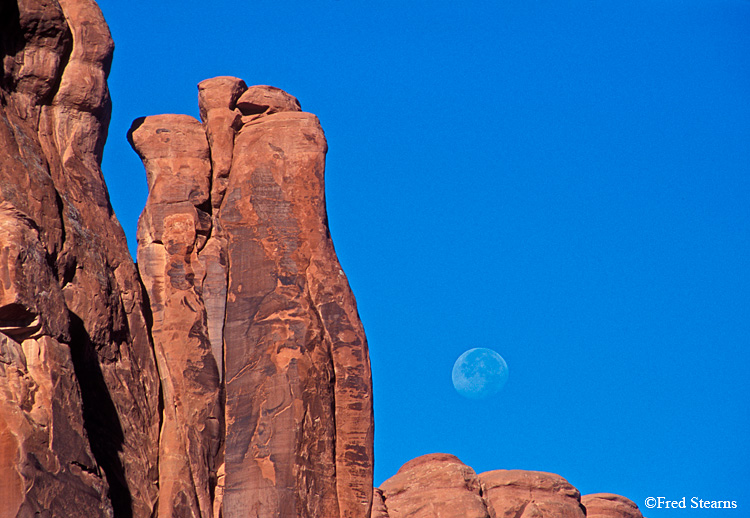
[
  {"left": 68, "top": 311, "right": 131, "bottom": 516},
  {"left": 371, "top": 488, "right": 390, "bottom": 518}
]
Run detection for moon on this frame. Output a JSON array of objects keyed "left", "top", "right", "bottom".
[{"left": 452, "top": 348, "right": 509, "bottom": 399}]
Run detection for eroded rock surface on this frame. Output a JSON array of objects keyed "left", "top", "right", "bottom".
[
  {"left": 129, "top": 81, "right": 374, "bottom": 518},
  {"left": 371, "top": 488, "right": 389, "bottom": 518},
  {"left": 1, "top": 0, "right": 374, "bottom": 511},
  {"left": 582, "top": 494, "right": 644, "bottom": 518},
  {"left": 236, "top": 85, "right": 301, "bottom": 118},
  {"left": 0, "top": 0, "right": 160, "bottom": 516},
  {"left": 480, "top": 469, "right": 586, "bottom": 518},
  {"left": 374, "top": 455, "right": 642, "bottom": 518},
  {"left": 379, "top": 453, "right": 489, "bottom": 518},
  {"left": 130, "top": 114, "right": 221, "bottom": 518}
]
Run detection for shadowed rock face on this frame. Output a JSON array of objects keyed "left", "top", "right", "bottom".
[
  {"left": 374, "top": 455, "right": 643, "bottom": 518},
  {"left": 129, "top": 80, "right": 374, "bottom": 518},
  {"left": 0, "top": 0, "right": 160, "bottom": 516}
]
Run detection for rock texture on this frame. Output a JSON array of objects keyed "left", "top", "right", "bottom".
[
  {"left": 582, "top": 494, "right": 643, "bottom": 518},
  {"left": 1, "top": 0, "right": 374, "bottom": 514},
  {"left": 0, "top": 0, "right": 160, "bottom": 516},
  {"left": 130, "top": 114, "right": 221, "bottom": 518},
  {"left": 480, "top": 470, "right": 586, "bottom": 518},
  {"left": 378, "top": 454, "right": 489, "bottom": 518},
  {"left": 374, "top": 455, "right": 643, "bottom": 518},
  {"left": 129, "top": 80, "right": 374, "bottom": 518}
]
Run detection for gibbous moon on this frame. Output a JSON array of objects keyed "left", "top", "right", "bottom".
[{"left": 452, "top": 348, "right": 509, "bottom": 399}]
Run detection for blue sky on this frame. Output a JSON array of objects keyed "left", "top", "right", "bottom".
[{"left": 98, "top": 1, "right": 749, "bottom": 514}]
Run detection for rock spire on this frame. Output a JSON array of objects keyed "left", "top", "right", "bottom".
[{"left": 129, "top": 78, "right": 375, "bottom": 517}]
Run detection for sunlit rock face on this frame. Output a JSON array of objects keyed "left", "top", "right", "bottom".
[
  {"left": 378, "top": 454, "right": 490, "bottom": 518},
  {"left": 0, "top": 0, "right": 160, "bottom": 516},
  {"left": 480, "top": 469, "right": 586, "bottom": 518},
  {"left": 582, "top": 493, "right": 644, "bottom": 518},
  {"left": 130, "top": 79, "right": 374, "bottom": 518},
  {"left": 129, "top": 113, "right": 221, "bottom": 518},
  {"left": 373, "top": 455, "right": 644, "bottom": 518}
]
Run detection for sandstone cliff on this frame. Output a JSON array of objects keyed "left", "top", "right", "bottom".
[{"left": 1, "top": 0, "right": 160, "bottom": 515}]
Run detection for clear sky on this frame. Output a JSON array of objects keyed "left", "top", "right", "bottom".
[{"left": 97, "top": 1, "right": 749, "bottom": 515}]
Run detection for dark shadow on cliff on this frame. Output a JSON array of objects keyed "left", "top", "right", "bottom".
[
  {"left": 0, "top": 0, "right": 72, "bottom": 106},
  {"left": 0, "top": 1, "right": 22, "bottom": 94},
  {"left": 68, "top": 312, "right": 133, "bottom": 518}
]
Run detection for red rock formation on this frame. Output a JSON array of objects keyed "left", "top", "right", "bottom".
[
  {"left": 197, "top": 76, "right": 245, "bottom": 210},
  {"left": 235, "top": 85, "right": 302, "bottom": 120},
  {"left": 130, "top": 114, "right": 222, "bottom": 518},
  {"left": 480, "top": 470, "right": 586, "bottom": 518},
  {"left": 378, "top": 454, "right": 489, "bottom": 518},
  {"left": 224, "top": 92, "right": 374, "bottom": 518},
  {"left": 0, "top": 0, "right": 160, "bottom": 516},
  {"left": 582, "top": 494, "right": 644, "bottom": 518},
  {"left": 371, "top": 488, "right": 389, "bottom": 518},
  {"left": 375, "top": 455, "right": 642, "bottom": 518},
  {"left": 128, "top": 81, "right": 374, "bottom": 517},
  {"left": 3, "top": 1, "right": 374, "bottom": 513}
]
